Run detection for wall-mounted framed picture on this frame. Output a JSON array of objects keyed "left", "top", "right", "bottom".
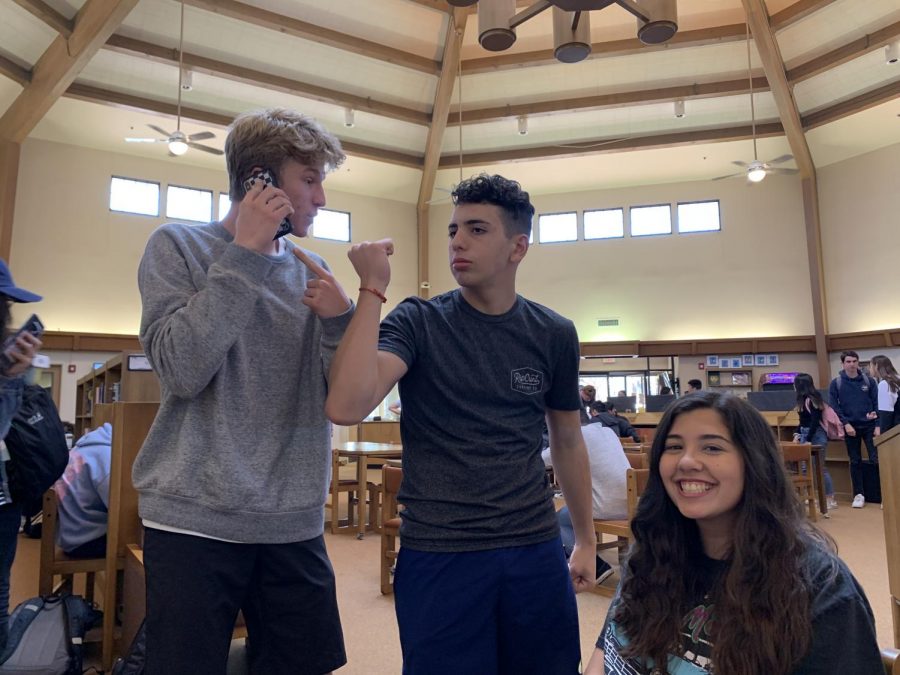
[
  {"left": 742, "top": 354, "right": 754, "bottom": 366},
  {"left": 706, "top": 355, "right": 719, "bottom": 367},
  {"left": 127, "top": 354, "right": 153, "bottom": 371},
  {"left": 767, "top": 354, "right": 779, "bottom": 366},
  {"left": 732, "top": 372, "right": 751, "bottom": 386},
  {"left": 731, "top": 358, "right": 743, "bottom": 369},
  {"left": 755, "top": 354, "right": 768, "bottom": 367}
]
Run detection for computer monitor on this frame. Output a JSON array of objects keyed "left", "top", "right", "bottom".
[
  {"left": 746, "top": 390, "right": 796, "bottom": 411},
  {"left": 645, "top": 394, "right": 675, "bottom": 413},
  {"left": 606, "top": 396, "right": 637, "bottom": 413}
]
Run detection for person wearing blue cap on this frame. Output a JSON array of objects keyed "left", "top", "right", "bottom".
[{"left": 0, "top": 258, "right": 43, "bottom": 656}]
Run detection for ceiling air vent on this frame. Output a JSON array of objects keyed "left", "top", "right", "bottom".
[{"left": 597, "top": 318, "right": 620, "bottom": 327}]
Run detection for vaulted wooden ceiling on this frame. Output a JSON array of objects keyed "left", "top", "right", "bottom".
[{"left": 0, "top": 0, "right": 898, "bottom": 202}]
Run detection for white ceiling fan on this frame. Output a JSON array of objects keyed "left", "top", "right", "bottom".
[
  {"left": 124, "top": 1, "right": 222, "bottom": 157},
  {"left": 712, "top": 21, "right": 797, "bottom": 183}
]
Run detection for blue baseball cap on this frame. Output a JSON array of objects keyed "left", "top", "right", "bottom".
[{"left": 0, "top": 259, "right": 41, "bottom": 303}]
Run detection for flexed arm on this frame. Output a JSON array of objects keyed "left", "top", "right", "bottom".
[{"left": 324, "top": 240, "right": 408, "bottom": 425}]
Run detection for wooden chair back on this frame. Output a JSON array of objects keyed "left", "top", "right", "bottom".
[
  {"left": 624, "top": 451, "right": 647, "bottom": 470},
  {"left": 380, "top": 465, "right": 403, "bottom": 594},
  {"left": 39, "top": 401, "right": 158, "bottom": 670},
  {"left": 626, "top": 468, "right": 650, "bottom": 519},
  {"left": 779, "top": 442, "right": 817, "bottom": 521},
  {"left": 883, "top": 648, "right": 899, "bottom": 675}
]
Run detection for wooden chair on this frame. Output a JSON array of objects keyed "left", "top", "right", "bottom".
[
  {"left": 327, "top": 449, "right": 361, "bottom": 534},
  {"left": 380, "top": 465, "right": 403, "bottom": 595},
  {"left": 38, "top": 402, "right": 158, "bottom": 670},
  {"left": 592, "top": 468, "right": 650, "bottom": 596},
  {"left": 780, "top": 442, "right": 817, "bottom": 522},
  {"left": 620, "top": 442, "right": 644, "bottom": 453},
  {"left": 624, "top": 451, "right": 647, "bottom": 470}
]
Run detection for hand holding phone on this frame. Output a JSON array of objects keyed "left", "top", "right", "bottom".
[
  {"left": 241, "top": 169, "right": 294, "bottom": 241},
  {"left": 0, "top": 314, "right": 43, "bottom": 375}
]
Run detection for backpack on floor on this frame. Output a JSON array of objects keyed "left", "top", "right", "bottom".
[
  {"left": 4, "top": 385, "right": 69, "bottom": 503},
  {"left": 0, "top": 593, "right": 101, "bottom": 675}
]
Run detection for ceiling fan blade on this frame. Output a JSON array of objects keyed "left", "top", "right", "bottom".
[
  {"left": 187, "top": 142, "right": 224, "bottom": 155},
  {"left": 124, "top": 137, "right": 163, "bottom": 143},
  {"left": 767, "top": 154, "right": 793, "bottom": 165},
  {"left": 730, "top": 160, "right": 749, "bottom": 168},
  {"left": 188, "top": 131, "right": 215, "bottom": 142},
  {"left": 767, "top": 167, "right": 799, "bottom": 175},
  {"left": 147, "top": 124, "right": 173, "bottom": 138},
  {"left": 711, "top": 172, "right": 744, "bottom": 181}
]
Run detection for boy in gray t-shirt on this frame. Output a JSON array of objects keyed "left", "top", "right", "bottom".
[{"left": 321, "top": 174, "right": 594, "bottom": 674}]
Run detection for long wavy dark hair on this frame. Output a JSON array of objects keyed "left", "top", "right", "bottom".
[
  {"left": 613, "top": 392, "right": 836, "bottom": 674},
  {"left": 793, "top": 372, "right": 824, "bottom": 412}
]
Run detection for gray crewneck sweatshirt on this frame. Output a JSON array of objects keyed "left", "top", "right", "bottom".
[{"left": 134, "top": 222, "right": 352, "bottom": 543}]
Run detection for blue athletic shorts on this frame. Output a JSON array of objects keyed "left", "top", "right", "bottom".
[{"left": 393, "top": 537, "right": 581, "bottom": 675}]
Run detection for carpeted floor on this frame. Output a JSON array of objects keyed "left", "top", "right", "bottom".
[{"left": 8, "top": 496, "right": 893, "bottom": 673}]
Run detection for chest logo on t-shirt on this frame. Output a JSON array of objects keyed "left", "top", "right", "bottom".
[{"left": 511, "top": 368, "right": 544, "bottom": 395}]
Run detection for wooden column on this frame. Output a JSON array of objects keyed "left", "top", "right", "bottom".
[{"left": 0, "top": 140, "right": 21, "bottom": 262}]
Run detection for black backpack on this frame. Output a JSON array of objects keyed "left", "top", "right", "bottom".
[
  {"left": 4, "top": 385, "right": 68, "bottom": 503},
  {"left": 0, "top": 593, "right": 101, "bottom": 674}
]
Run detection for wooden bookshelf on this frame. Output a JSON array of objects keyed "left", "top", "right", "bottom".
[{"left": 74, "top": 352, "right": 160, "bottom": 438}]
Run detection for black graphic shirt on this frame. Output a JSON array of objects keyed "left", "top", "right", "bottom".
[{"left": 378, "top": 289, "right": 581, "bottom": 552}]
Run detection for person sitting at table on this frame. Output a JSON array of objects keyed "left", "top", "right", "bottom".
[
  {"left": 53, "top": 423, "right": 113, "bottom": 558},
  {"left": 793, "top": 373, "right": 837, "bottom": 510},
  {"left": 589, "top": 401, "right": 641, "bottom": 443},
  {"left": 542, "top": 423, "right": 629, "bottom": 585}
]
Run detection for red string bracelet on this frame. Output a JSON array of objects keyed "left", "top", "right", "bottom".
[{"left": 359, "top": 287, "right": 387, "bottom": 303}]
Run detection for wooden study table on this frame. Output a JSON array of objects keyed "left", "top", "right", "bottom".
[{"left": 335, "top": 442, "right": 403, "bottom": 539}]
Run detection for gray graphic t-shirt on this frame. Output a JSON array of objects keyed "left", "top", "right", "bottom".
[{"left": 378, "top": 289, "right": 581, "bottom": 552}]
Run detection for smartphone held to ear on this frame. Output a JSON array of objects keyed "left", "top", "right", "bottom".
[
  {"left": 242, "top": 168, "right": 293, "bottom": 240},
  {"left": 0, "top": 314, "right": 43, "bottom": 373}
]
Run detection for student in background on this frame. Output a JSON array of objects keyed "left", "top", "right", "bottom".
[
  {"left": 589, "top": 400, "right": 641, "bottom": 443},
  {"left": 135, "top": 108, "right": 351, "bottom": 675},
  {"left": 829, "top": 350, "right": 879, "bottom": 509},
  {"left": 542, "top": 423, "right": 629, "bottom": 586},
  {"left": 685, "top": 379, "right": 702, "bottom": 394},
  {"left": 324, "top": 173, "right": 594, "bottom": 675},
  {"left": 54, "top": 422, "right": 113, "bottom": 558},
  {"left": 579, "top": 384, "right": 596, "bottom": 425},
  {"left": 585, "top": 392, "right": 882, "bottom": 675},
  {"left": 869, "top": 354, "right": 900, "bottom": 433},
  {"left": 793, "top": 373, "right": 837, "bottom": 510},
  {"left": 0, "top": 260, "right": 42, "bottom": 655}
]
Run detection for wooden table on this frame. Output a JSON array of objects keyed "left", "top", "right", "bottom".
[{"left": 335, "top": 442, "right": 403, "bottom": 539}]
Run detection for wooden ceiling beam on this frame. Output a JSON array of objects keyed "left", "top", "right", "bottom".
[
  {"left": 802, "top": 79, "right": 900, "bottom": 130},
  {"left": 787, "top": 19, "right": 900, "bottom": 83},
  {"left": 768, "top": 0, "right": 841, "bottom": 29},
  {"left": 438, "top": 122, "right": 784, "bottom": 167},
  {"left": 180, "top": 0, "right": 439, "bottom": 75},
  {"left": 10, "top": 0, "right": 73, "bottom": 37},
  {"left": 0, "top": 54, "right": 30, "bottom": 87},
  {"left": 416, "top": 9, "right": 468, "bottom": 299},
  {"left": 741, "top": 0, "right": 814, "bottom": 178},
  {"left": 104, "top": 35, "right": 431, "bottom": 127},
  {"left": 451, "top": 76, "right": 769, "bottom": 125},
  {"left": 63, "top": 82, "right": 424, "bottom": 169},
  {"left": 0, "top": 0, "right": 138, "bottom": 143}
]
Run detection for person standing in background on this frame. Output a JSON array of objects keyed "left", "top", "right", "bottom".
[
  {"left": 869, "top": 354, "right": 900, "bottom": 433},
  {"left": 0, "top": 260, "right": 42, "bottom": 655},
  {"left": 829, "top": 350, "right": 879, "bottom": 509}
]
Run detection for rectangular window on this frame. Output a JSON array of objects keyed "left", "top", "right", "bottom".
[
  {"left": 109, "top": 177, "right": 159, "bottom": 216},
  {"left": 677, "top": 200, "right": 721, "bottom": 233},
  {"left": 584, "top": 208, "right": 624, "bottom": 240},
  {"left": 313, "top": 208, "right": 350, "bottom": 242},
  {"left": 166, "top": 185, "right": 213, "bottom": 223},
  {"left": 538, "top": 212, "right": 577, "bottom": 244},
  {"left": 629, "top": 204, "right": 672, "bottom": 237},
  {"left": 218, "top": 193, "right": 232, "bottom": 219}
]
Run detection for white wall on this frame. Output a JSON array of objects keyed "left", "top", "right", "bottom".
[
  {"left": 9, "top": 138, "right": 418, "bottom": 333},
  {"left": 428, "top": 174, "right": 813, "bottom": 342},
  {"left": 819, "top": 141, "right": 900, "bottom": 334}
]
